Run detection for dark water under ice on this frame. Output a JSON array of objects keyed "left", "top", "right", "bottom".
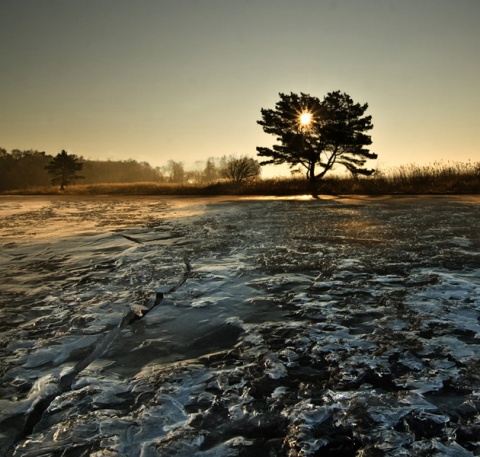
[{"left": 0, "top": 194, "right": 479, "bottom": 456}]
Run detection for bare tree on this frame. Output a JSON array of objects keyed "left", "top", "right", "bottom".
[
  {"left": 163, "top": 160, "right": 185, "bottom": 183},
  {"left": 221, "top": 155, "right": 261, "bottom": 185}
]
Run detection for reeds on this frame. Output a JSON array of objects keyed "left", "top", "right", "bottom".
[{"left": 360, "top": 161, "right": 480, "bottom": 194}]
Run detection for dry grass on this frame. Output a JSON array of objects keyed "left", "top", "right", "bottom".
[
  {"left": 4, "top": 161, "right": 479, "bottom": 196},
  {"left": 362, "top": 161, "right": 480, "bottom": 194}
]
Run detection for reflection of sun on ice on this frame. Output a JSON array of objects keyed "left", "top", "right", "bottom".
[{"left": 300, "top": 112, "right": 311, "bottom": 126}]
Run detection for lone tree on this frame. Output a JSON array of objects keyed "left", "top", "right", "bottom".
[
  {"left": 45, "top": 150, "right": 84, "bottom": 190},
  {"left": 222, "top": 155, "right": 261, "bottom": 185},
  {"left": 257, "top": 91, "right": 378, "bottom": 195}
]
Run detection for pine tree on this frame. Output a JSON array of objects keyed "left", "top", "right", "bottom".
[
  {"left": 257, "top": 91, "right": 378, "bottom": 195},
  {"left": 45, "top": 150, "right": 84, "bottom": 190}
]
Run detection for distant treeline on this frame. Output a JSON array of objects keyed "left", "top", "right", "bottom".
[
  {"left": 0, "top": 148, "right": 230, "bottom": 192},
  {"left": 1, "top": 148, "right": 479, "bottom": 195}
]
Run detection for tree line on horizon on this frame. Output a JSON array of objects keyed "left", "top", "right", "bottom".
[
  {"left": 1, "top": 146, "right": 478, "bottom": 195},
  {"left": 0, "top": 148, "right": 261, "bottom": 192}
]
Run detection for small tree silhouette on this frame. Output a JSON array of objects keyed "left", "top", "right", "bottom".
[
  {"left": 222, "top": 155, "right": 261, "bottom": 185},
  {"left": 45, "top": 150, "right": 84, "bottom": 190}
]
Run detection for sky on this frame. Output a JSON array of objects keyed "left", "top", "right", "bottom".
[{"left": 1, "top": 0, "right": 479, "bottom": 177}]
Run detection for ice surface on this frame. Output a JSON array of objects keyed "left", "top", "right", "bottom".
[{"left": 1, "top": 195, "right": 480, "bottom": 456}]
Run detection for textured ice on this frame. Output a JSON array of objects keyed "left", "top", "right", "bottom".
[{"left": 1, "top": 195, "right": 480, "bottom": 456}]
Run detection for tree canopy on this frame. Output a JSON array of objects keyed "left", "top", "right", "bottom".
[
  {"left": 257, "top": 91, "right": 378, "bottom": 194},
  {"left": 45, "top": 150, "right": 84, "bottom": 190}
]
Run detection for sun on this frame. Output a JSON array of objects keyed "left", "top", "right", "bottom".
[{"left": 300, "top": 112, "right": 312, "bottom": 126}]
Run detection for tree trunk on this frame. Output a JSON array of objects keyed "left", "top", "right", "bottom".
[
  {"left": 60, "top": 169, "right": 67, "bottom": 190},
  {"left": 307, "top": 162, "right": 318, "bottom": 198},
  {"left": 308, "top": 176, "right": 318, "bottom": 198}
]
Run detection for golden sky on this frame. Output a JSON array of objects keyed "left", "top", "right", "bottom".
[{"left": 1, "top": 0, "right": 479, "bottom": 176}]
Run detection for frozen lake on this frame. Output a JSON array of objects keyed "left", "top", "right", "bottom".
[{"left": 1, "top": 194, "right": 479, "bottom": 456}]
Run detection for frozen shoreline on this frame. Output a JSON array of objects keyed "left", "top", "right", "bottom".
[
  {"left": 1, "top": 193, "right": 479, "bottom": 240},
  {"left": 1, "top": 195, "right": 480, "bottom": 456}
]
